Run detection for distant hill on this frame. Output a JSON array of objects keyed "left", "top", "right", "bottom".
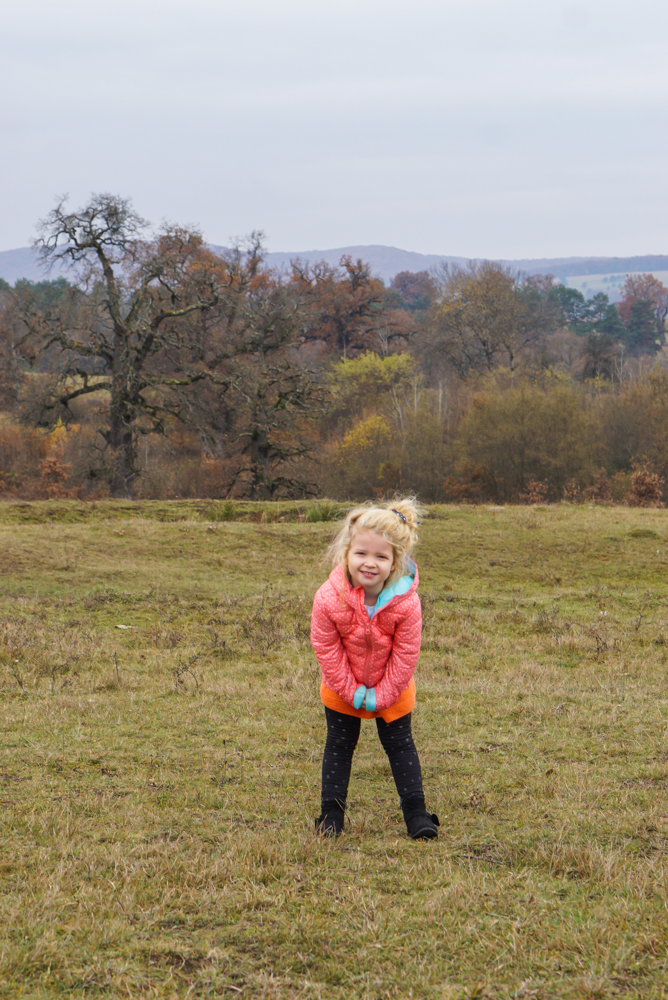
[
  {"left": 260, "top": 245, "right": 469, "bottom": 282},
  {"left": 235, "top": 245, "right": 668, "bottom": 284},
  {"left": 0, "top": 247, "right": 67, "bottom": 284},
  {"left": 3, "top": 244, "right": 668, "bottom": 287}
]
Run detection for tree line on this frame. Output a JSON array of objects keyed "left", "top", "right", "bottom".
[{"left": 1, "top": 192, "right": 668, "bottom": 504}]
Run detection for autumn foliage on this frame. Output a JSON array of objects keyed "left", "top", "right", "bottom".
[{"left": 3, "top": 194, "right": 668, "bottom": 505}]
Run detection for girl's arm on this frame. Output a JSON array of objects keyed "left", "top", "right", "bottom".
[
  {"left": 310, "top": 590, "right": 360, "bottom": 707},
  {"left": 372, "top": 595, "right": 422, "bottom": 711}
]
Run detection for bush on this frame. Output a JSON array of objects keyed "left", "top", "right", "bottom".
[
  {"left": 305, "top": 501, "right": 341, "bottom": 522},
  {"left": 210, "top": 500, "right": 237, "bottom": 522},
  {"left": 519, "top": 478, "right": 548, "bottom": 504},
  {"left": 583, "top": 469, "right": 612, "bottom": 503},
  {"left": 625, "top": 462, "right": 665, "bottom": 508}
]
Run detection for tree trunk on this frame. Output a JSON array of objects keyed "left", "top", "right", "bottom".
[{"left": 108, "top": 383, "right": 137, "bottom": 499}]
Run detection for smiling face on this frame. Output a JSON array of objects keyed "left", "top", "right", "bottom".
[{"left": 346, "top": 530, "right": 395, "bottom": 603}]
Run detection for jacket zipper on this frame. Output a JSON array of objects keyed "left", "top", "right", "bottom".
[
  {"left": 341, "top": 567, "right": 417, "bottom": 694},
  {"left": 361, "top": 589, "right": 373, "bottom": 687},
  {"left": 350, "top": 584, "right": 412, "bottom": 688}
]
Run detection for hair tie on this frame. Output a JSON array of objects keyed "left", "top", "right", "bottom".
[{"left": 391, "top": 508, "right": 407, "bottom": 523}]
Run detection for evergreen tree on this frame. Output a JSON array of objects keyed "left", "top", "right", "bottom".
[{"left": 625, "top": 299, "right": 662, "bottom": 354}]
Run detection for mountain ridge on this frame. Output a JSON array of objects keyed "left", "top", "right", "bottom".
[{"left": 2, "top": 244, "right": 668, "bottom": 286}]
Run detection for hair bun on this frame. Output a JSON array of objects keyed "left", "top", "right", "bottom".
[{"left": 385, "top": 497, "right": 422, "bottom": 536}]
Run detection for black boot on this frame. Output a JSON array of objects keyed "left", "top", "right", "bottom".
[
  {"left": 315, "top": 799, "right": 345, "bottom": 837},
  {"left": 401, "top": 796, "right": 440, "bottom": 840}
]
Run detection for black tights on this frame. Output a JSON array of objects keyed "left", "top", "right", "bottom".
[{"left": 321, "top": 707, "right": 424, "bottom": 809}]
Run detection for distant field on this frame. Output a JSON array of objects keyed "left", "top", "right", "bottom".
[
  {"left": 564, "top": 270, "right": 668, "bottom": 301},
  {"left": 2, "top": 500, "right": 668, "bottom": 998}
]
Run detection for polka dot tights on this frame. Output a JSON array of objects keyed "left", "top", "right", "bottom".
[{"left": 321, "top": 706, "right": 425, "bottom": 812}]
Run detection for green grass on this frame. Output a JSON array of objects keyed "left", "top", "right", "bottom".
[
  {"left": 0, "top": 499, "right": 338, "bottom": 527},
  {"left": 2, "top": 501, "right": 668, "bottom": 998}
]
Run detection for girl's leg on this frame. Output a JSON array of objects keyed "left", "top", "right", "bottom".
[
  {"left": 375, "top": 712, "right": 439, "bottom": 839},
  {"left": 375, "top": 712, "right": 424, "bottom": 799},
  {"left": 317, "top": 707, "right": 361, "bottom": 834}
]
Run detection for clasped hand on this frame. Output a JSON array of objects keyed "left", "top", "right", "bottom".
[{"left": 353, "top": 685, "right": 376, "bottom": 712}]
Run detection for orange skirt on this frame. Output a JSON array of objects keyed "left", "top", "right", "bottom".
[{"left": 320, "top": 677, "right": 416, "bottom": 723}]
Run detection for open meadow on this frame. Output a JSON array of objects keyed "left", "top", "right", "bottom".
[{"left": 2, "top": 499, "right": 668, "bottom": 999}]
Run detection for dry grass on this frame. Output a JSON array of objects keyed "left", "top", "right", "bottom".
[{"left": 2, "top": 501, "right": 668, "bottom": 998}]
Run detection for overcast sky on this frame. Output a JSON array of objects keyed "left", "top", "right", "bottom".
[{"left": 3, "top": 0, "right": 668, "bottom": 259}]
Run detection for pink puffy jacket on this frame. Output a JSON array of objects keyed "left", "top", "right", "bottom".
[{"left": 310, "top": 562, "right": 422, "bottom": 712}]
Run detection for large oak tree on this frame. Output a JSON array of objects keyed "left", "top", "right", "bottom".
[
  {"left": 18, "top": 194, "right": 325, "bottom": 499},
  {"left": 23, "top": 193, "right": 234, "bottom": 496}
]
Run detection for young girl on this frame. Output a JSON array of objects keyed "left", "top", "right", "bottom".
[{"left": 310, "top": 498, "right": 439, "bottom": 839}]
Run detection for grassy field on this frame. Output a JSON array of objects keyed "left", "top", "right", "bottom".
[
  {"left": 2, "top": 500, "right": 668, "bottom": 999},
  {"left": 564, "top": 270, "right": 668, "bottom": 301}
]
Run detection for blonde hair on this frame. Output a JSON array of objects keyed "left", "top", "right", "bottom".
[{"left": 326, "top": 496, "right": 424, "bottom": 585}]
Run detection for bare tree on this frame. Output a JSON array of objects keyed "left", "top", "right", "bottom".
[{"left": 23, "top": 193, "right": 235, "bottom": 496}]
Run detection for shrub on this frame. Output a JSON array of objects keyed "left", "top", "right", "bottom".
[
  {"left": 625, "top": 462, "right": 665, "bottom": 508},
  {"left": 562, "top": 479, "right": 581, "bottom": 503},
  {"left": 305, "top": 501, "right": 341, "bottom": 522},
  {"left": 36, "top": 452, "right": 77, "bottom": 499},
  {"left": 583, "top": 469, "right": 612, "bottom": 503},
  {"left": 519, "top": 478, "right": 548, "bottom": 504},
  {"left": 333, "top": 415, "right": 393, "bottom": 497}
]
